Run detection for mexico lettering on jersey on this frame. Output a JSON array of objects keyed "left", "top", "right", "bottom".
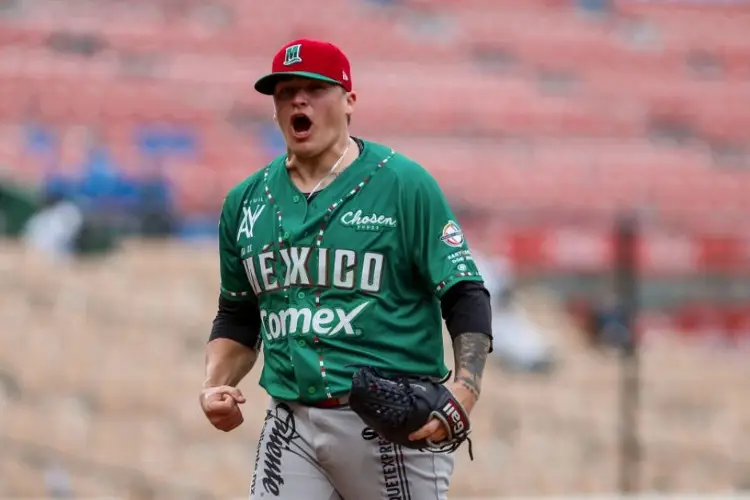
[{"left": 243, "top": 247, "right": 385, "bottom": 295}]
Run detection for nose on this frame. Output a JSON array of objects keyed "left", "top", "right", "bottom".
[{"left": 290, "top": 88, "right": 310, "bottom": 105}]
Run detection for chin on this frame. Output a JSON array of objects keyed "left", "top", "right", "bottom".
[{"left": 287, "top": 140, "right": 322, "bottom": 159}]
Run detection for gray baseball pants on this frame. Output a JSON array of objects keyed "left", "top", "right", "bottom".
[{"left": 249, "top": 398, "right": 455, "bottom": 500}]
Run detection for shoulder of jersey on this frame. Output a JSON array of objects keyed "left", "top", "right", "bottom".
[{"left": 361, "top": 138, "right": 433, "bottom": 184}]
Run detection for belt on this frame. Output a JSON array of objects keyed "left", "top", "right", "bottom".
[{"left": 309, "top": 395, "right": 350, "bottom": 409}]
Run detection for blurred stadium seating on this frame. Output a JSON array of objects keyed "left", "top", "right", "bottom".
[
  {"left": 2, "top": 241, "right": 748, "bottom": 498},
  {"left": 1, "top": 0, "right": 750, "bottom": 223},
  {"left": 1, "top": 0, "right": 749, "bottom": 498}
]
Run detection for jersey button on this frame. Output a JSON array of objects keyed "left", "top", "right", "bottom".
[
  {"left": 308, "top": 386, "right": 316, "bottom": 395},
  {"left": 283, "top": 231, "right": 291, "bottom": 240},
  {"left": 292, "top": 195, "right": 300, "bottom": 203},
  {"left": 297, "top": 291, "right": 305, "bottom": 299},
  {"left": 297, "top": 339, "right": 305, "bottom": 347}
]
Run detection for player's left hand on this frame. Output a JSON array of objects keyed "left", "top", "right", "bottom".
[{"left": 408, "top": 381, "right": 477, "bottom": 444}]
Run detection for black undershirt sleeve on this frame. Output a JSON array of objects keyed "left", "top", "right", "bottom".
[
  {"left": 440, "top": 281, "right": 493, "bottom": 351},
  {"left": 209, "top": 296, "right": 262, "bottom": 350}
]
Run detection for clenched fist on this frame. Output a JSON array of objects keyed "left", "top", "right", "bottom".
[{"left": 200, "top": 385, "right": 246, "bottom": 432}]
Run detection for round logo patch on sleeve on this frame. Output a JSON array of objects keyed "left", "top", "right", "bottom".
[{"left": 440, "top": 221, "right": 464, "bottom": 247}]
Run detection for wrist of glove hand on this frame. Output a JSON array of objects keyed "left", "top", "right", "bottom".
[{"left": 408, "top": 381, "right": 476, "bottom": 445}]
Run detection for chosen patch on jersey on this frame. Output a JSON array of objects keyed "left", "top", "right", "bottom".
[{"left": 440, "top": 221, "right": 464, "bottom": 247}]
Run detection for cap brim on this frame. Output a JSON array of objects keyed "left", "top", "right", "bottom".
[{"left": 254, "top": 71, "right": 343, "bottom": 95}]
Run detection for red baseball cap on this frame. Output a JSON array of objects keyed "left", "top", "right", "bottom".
[{"left": 254, "top": 39, "right": 353, "bottom": 96}]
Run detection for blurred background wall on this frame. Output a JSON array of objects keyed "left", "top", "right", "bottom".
[{"left": 0, "top": 0, "right": 749, "bottom": 499}]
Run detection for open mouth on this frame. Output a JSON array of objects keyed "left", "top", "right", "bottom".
[{"left": 291, "top": 114, "right": 313, "bottom": 136}]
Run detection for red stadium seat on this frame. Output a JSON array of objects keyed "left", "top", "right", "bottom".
[{"left": 0, "top": 0, "right": 746, "bottom": 234}]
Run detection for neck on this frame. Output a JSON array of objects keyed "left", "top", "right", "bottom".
[{"left": 286, "top": 134, "right": 353, "bottom": 183}]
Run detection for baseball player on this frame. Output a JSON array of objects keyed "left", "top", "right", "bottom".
[{"left": 199, "top": 38, "right": 493, "bottom": 500}]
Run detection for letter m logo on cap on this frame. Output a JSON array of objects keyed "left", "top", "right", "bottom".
[{"left": 283, "top": 44, "right": 302, "bottom": 66}]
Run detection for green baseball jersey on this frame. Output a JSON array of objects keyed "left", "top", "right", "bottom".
[{"left": 218, "top": 139, "right": 484, "bottom": 403}]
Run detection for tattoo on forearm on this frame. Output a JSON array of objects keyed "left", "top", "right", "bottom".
[{"left": 453, "top": 333, "right": 491, "bottom": 399}]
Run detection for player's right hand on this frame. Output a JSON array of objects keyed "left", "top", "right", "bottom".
[{"left": 200, "top": 385, "right": 246, "bottom": 432}]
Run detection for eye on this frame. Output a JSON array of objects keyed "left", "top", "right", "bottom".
[
  {"left": 307, "top": 83, "right": 330, "bottom": 95},
  {"left": 275, "top": 87, "right": 297, "bottom": 100}
]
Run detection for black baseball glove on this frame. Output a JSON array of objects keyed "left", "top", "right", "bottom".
[{"left": 348, "top": 366, "right": 473, "bottom": 458}]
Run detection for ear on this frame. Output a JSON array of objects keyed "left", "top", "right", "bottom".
[{"left": 345, "top": 90, "right": 357, "bottom": 118}]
